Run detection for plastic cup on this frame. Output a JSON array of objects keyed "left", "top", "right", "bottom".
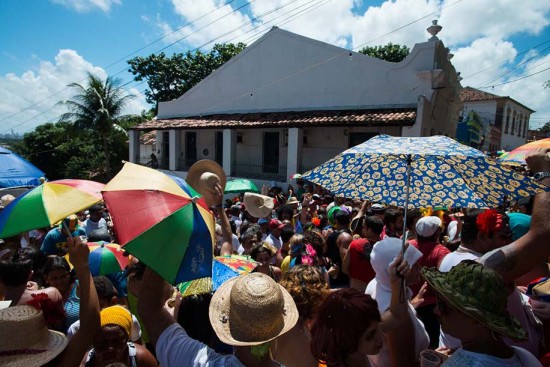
[{"left": 420, "top": 350, "right": 442, "bottom": 367}]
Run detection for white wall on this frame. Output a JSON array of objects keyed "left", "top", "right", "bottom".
[
  {"left": 158, "top": 28, "right": 439, "bottom": 119},
  {"left": 500, "top": 101, "right": 529, "bottom": 150}
]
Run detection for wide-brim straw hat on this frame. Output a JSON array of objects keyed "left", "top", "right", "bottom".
[
  {"left": 209, "top": 272, "right": 298, "bottom": 346},
  {"left": 243, "top": 193, "right": 274, "bottom": 219},
  {"left": 421, "top": 260, "right": 526, "bottom": 341},
  {"left": 0, "top": 306, "right": 69, "bottom": 367},
  {"left": 286, "top": 197, "right": 299, "bottom": 206},
  {"left": 186, "top": 160, "right": 227, "bottom": 206}
]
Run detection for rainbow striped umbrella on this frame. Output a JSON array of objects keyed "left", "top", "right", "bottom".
[
  {"left": 102, "top": 162, "right": 215, "bottom": 284},
  {"left": 498, "top": 138, "right": 550, "bottom": 166},
  {"left": 0, "top": 179, "right": 104, "bottom": 238},
  {"left": 88, "top": 242, "right": 129, "bottom": 276}
]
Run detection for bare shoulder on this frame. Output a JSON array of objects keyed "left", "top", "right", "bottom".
[{"left": 136, "top": 343, "right": 159, "bottom": 367}]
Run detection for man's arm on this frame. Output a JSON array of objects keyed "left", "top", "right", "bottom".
[
  {"left": 337, "top": 232, "right": 353, "bottom": 262},
  {"left": 137, "top": 267, "right": 177, "bottom": 346},
  {"left": 342, "top": 242, "right": 351, "bottom": 275},
  {"left": 382, "top": 253, "right": 415, "bottom": 367},
  {"left": 483, "top": 148, "right": 550, "bottom": 284},
  {"left": 55, "top": 236, "right": 100, "bottom": 367}
]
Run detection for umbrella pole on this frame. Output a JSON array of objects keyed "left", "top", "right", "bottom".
[
  {"left": 401, "top": 154, "right": 412, "bottom": 256},
  {"left": 400, "top": 154, "right": 412, "bottom": 304}
]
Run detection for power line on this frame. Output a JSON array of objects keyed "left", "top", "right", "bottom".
[
  {"left": 478, "top": 66, "right": 550, "bottom": 88},
  {"left": 0, "top": 0, "right": 243, "bottom": 126},
  {"left": 462, "top": 39, "right": 550, "bottom": 80},
  {"left": 476, "top": 45, "right": 550, "bottom": 87}
]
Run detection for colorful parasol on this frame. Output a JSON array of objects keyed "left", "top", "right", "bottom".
[
  {"left": 88, "top": 242, "right": 129, "bottom": 276},
  {"left": 303, "top": 135, "right": 546, "bottom": 209},
  {"left": 0, "top": 179, "right": 104, "bottom": 238},
  {"left": 102, "top": 162, "right": 215, "bottom": 284},
  {"left": 498, "top": 138, "right": 550, "bottom": 166},
  {"left": 177, "top": 255, "right": 259, "bottom": 297},
  {"left": 224, "top": 178, "right": 259, "bottom": 194}
]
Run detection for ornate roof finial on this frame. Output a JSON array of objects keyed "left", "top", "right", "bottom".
[{"left": 427, "top": 20, "right": 442, "bottom": 40}]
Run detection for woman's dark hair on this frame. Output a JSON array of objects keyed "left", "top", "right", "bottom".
[
  {"left": 17, "top": 247, "right": 48, "bottom": 287},
  {"left": 460, "top": 209, "right": 485, "bottom": 245},
  {"left": 383, "top": 209, "right": 402, "bottom": 226},
  {"left": 364, "top": 215, "right": 384, "bottom": 236},
  {"left": 310, "top": 288, "right": 381, "bottom": 366},
  {"left": 177, "top": 293, "right": 230, "bottom": 353},
  {"left": 250, "top": 243, "right": 271, "bottom": 261},
  {"left": 280, "top": 226, "right": 295, "bottom": 243},
  {"left": 0, "top": 250, "right": 33, "bottom": 287},
  {"left": 405, "top": 209, "right": 422, "bottom": 230},
  {"left": 277, "top": 205, "right": 294, "bottom": 221},
  {"left": 43, "top": 256, "right": 74, "bottom": 283}
]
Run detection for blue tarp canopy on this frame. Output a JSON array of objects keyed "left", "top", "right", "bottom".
[{"left": 0, "top": 146, "right": 44, "bottom": 188}]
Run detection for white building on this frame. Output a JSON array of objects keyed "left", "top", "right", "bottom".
[
  {"left": 129, "top": 24, "right": 462, "bottom": 186},
  {"left": 460, "top": 87, "right": 533, "bottom": 151}
]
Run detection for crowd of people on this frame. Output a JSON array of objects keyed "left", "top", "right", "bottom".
[{"left": 0, "top": 147, "right": 549, "bottom": 367}]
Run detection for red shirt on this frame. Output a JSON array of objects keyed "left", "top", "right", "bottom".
[
  {"left": 348, "top": 238, "right": 376, "bottom": 284},
  {"left": 409, "top": 239, "right": 450, "bottom": 306}
]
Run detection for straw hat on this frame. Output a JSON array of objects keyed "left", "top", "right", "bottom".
[
  {"left": 243, "top": 193, "right": 274, "bottom": 219},
  {"left": 186, "top": 160, "right": 227, "bottom": 207},
  {"left": 0, "top": 194, "right": 15, "bottom": 208},
  {"left": 421, "top": 260, "right": 526, "bottom": 341},
  {"left": 286, "top": 197, "right": 299, "bottom": 206},
  {"left": 209, "top": 273, "right": 298, "bottom": 346},
  {"left": 0, "top": 305, "right": 68, "bottom": 367}
]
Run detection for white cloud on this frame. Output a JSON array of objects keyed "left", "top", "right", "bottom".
[
  {"left": 50, "top": 0, "right": 121, "bottom": 13},
  {"left": 0, "top": 50, "right": 149, "bottom": 134}
]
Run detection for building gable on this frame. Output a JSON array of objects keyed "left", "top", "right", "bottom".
[{"left": 158, "top": 27, "right": 439, "bottom": 119}]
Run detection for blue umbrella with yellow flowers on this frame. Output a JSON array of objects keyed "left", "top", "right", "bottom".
[{"left": 302, "top": 135, "right": 546, "bottom": 209}]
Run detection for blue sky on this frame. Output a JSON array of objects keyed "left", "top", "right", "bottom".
[{"left": 1, "top": 0, "right": 550, "bottom": 134}]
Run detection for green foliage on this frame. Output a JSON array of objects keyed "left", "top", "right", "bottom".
[
  {"left": 127, "top": 43, "right": 246, "bottom": 106},
  {"left": 540, "top": 122, "right": 550, "bottom": 133},
  {"left": 58, "top": 73, "right": 136, "bottom": 178},
  {"left": 13, "top": 75, "right": 152, "bottom": 181},
  {"left": 13, "top": 121, "right": 134, "bottom": 182},
  {"left": 358, "top": 42, "right": 410, "bottom": 63}
]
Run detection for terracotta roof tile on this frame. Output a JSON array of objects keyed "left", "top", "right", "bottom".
[
  {"left": 460, "top": 86, "right": 502, "bottom": 102},
  {"left": 139, "top": 130, "right": 156, "bottom": 145},
  {"left": 133, "top": 109, "right": 417, "bottom": 131}
]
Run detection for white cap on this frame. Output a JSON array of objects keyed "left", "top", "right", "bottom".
[{"left": 416, "top": 216, "right": 442, "bottom": 237}]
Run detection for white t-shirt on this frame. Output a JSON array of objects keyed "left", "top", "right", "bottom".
[
  {"left": 265, "top": 233, "right": 282, "bottom": 251},
  {"left": 156, "top": 323, "right": 245, "bottom": 366},
  {"left": 67, "top": 314, "right": 142, "bottom": 342},
  {"left": 83, "top": 217, "right": 107, "bottom": 235},
  {"left": 442, "top": 346, "right": 541, "bottom": 367}
]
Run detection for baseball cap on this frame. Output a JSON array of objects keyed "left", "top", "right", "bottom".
[
  {"left": 416, "top": 216, "right": 442, "bottom": 237},
  {"left": 269, "top": 219, "right": 285, "bottom": 230}
]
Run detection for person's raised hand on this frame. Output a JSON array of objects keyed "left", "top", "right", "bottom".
[
  {"left": 525, "top": 148, "right": 550, "bottom": 174},
  {"left": 360, "top": 200, "right": 371, "bottom": 213},
  {"left": 411, "top": 282, "right": 428, "bottom": 308},
  {"left": 389, "top": 247, "right": 411, "bottom": 284},
  {"left": 67, "top": 235, "right": 89, "bottom": 270}
]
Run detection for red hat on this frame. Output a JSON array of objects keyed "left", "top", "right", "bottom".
[{"left": 269, "top": 219, "right": 285, "bottom": 230}]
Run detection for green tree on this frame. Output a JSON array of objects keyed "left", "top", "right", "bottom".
[
  {"left": 127, "top": 42, "right": 246, "bottom": 108},
  {"left": 58, "top": 73, "right": 135, "bottom": 178},
  {"left": 359, "top": 42, "right": 410, "bottom": 63},
  {"left": 540, "top": 121, "right": 550, "bottom": 133}
]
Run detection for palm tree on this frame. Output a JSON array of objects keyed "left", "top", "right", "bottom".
[{"left": 59, "top": 73, "right": 134, "bottom": 178}]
